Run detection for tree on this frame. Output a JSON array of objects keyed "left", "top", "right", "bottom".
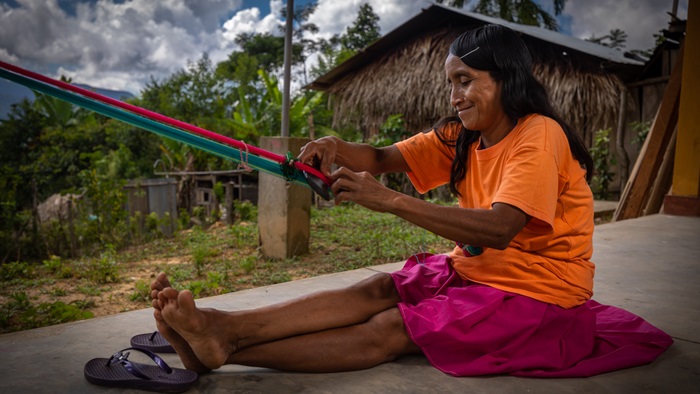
[
  {"left": 340, "top": 3, "right": 381, "bottom": 51},
  {"left": 217, "top": 32, "right": 308, "bottom": 93},
  {"left": 0, "top": 100, "right": 46, "bottom": 262},
  {"left": 281, "top": 1, "right": 321, "bottom": 85},
  {"left": 587, "top": 28, "right": 628, "bottom": 50},
  {"left": 0, "top": 89, "right": 149, "bottom": 261},
  {"left": 435, "top": 0, "right": 468, "bottom": 7},
  {"left": 440, "top": 0, "right": 567, "bottom": 31},
  {"left": 310, "top": 3, "right": 381, "bottom": 78},
  {"left": 139, "top": 54, "right": 230, "bottom": 123},
  {"left": 218, "top": 1, "right": 322, "bottom": 87},
  {"left": 225, "top": 69, "right": 334, "bottom": 141},
  {"left": 135, "top": 54, "right": 243, "bottom": 210},
  {"left": 234, "top": 33, "right": 291, "bottom": 74}
]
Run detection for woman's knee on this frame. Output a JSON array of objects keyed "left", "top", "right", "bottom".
[
  {"left": 365, "top": 308, "right": 420, "bottom": 361},
  {"left": 351, "top": 273, "right": 399, "bottom": 303}
]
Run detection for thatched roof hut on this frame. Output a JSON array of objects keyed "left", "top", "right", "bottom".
[{"left": 308, "top": 3, "right": 644, "bottom": 146}]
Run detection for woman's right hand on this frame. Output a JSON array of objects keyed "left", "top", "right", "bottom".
[{"left": 298, "top": 136, "right": 339, "bottom": 177}]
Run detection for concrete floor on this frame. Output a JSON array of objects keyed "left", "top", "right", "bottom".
[{"left": 1, "top": 213, "right": 698, "bottom": 393}]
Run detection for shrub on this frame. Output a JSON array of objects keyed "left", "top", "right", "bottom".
[
  {"left": 1, "top": 292, "right": 93, "bottom": 333},
  {"left": 79, "top": 245, "right": 121, "bottom": 284},
  {"left": 234, "top": 200, "right": 257, "bottom": 222},
  {"left": 130, "top": 279, "right": 151, "bottom": 303},
  {"left": 0, "top": 261, "right": 34, "bottom": 281},
  {"left": 589, "top": 128, "right": 616, "bottom": 200}
]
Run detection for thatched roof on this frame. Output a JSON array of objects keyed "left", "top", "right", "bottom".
[{"left": 308, "top": 3, "right": 643, "bottom": 143}]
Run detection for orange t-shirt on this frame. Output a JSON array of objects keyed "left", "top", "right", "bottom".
[{"left": 395, "top": 114, "right": 595, "bottom": 308}]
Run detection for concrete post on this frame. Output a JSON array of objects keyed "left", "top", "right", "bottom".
[{"left": 258, "top": 137, "right": 312, "bottom": 259}]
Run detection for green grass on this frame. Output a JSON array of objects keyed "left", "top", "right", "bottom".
[
  {"left": 0, "top": 203, "right": 453, "bottom": 333},
  {"left": 310, "top": 203, "right": 447, "bottom": 269}
]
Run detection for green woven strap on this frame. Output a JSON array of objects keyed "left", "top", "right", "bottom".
[{"left": 0, "top": 68, "right": 309, "bottom": 187}]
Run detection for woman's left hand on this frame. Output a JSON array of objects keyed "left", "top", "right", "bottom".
[{"left": 330, "top": 167, "right": 397, "bottom": 212}]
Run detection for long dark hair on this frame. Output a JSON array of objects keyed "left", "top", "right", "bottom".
[{"left": 435, "top": 24, "right": 593, "bottom": 196}]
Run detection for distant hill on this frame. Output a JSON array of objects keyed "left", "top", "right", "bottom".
[
  {"left": 74, "top": 83, "right": 135, "bottom": 102},
  {"left": 0, "top": 78, "right": 135, "bottom": 119}
]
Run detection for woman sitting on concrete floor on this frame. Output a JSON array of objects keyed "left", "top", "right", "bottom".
[{"left": 150, "top": 24, "right": 672, "bottom": 378}]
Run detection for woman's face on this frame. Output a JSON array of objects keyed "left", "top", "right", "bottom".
[{"left": 445, "top": 54, "right": 508, "bottom": 138}]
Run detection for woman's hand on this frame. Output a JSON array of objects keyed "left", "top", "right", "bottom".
[
  {"left": 299, "top": 137, "right": 409, "bottom": 179},
  {"left": 330, "top": 167, "right": 398, "bottom": 212},
  {"left": 298, "top": 136, "right": 338, "bottom": 177}
]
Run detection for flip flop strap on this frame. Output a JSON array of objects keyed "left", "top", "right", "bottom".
[
  {"left": 107, "top": 347, "right": 173, "bottom": 380},
  {"left": 149, "top": 331, "right": 159, "bottom": 342}
]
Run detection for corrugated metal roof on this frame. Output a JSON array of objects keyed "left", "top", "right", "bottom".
[
  {"left": 308, "top": 2, "right": 643, "bottom": 90},
  {"left": 444, "top": 5, "right": 643, "bottom": 65}
]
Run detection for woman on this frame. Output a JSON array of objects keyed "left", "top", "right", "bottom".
[{"left": 151, "top": 24, "right": 671, "bottom": 377}]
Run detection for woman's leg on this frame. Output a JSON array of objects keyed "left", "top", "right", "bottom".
[
  {"left": 226, "top": 307, "right": 422, "bottom": 372},
  {"left": 154, "top": 271, "right": 406, "bottom": 370}
]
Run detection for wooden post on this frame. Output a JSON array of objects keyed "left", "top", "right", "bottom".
[
  {"left": 665, "top": 0, "right": 700, "bottom": 216},
  {"left": 615, "top": 90, "right": 630, "bottom": 191},
  {"left": 613, "top": 43, "right": 684, "bottom": 221},
  {"left": 67, "top": 198, "right": 76, "bottom": 258},
  {"left": 643, "top": 126, "right": 677, "bottom": 216},
  {"left": 225, "top": 181, "right": 234, "bottom": 225}
]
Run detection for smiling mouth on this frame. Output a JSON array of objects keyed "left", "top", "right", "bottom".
[{"left": 458, "top": 105, "right": 474, "bottom": 114}]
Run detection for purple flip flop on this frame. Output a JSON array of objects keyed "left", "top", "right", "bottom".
[
  {"left": 131, "top": 331, "right": 176, "bottom": 353},
  {"left": 84, "top": 347, "right": 197, "bottom": 393}
]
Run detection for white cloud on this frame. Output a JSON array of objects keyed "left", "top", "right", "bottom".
[
  {"left": 57, "top": 66, "right": 145, "bottom": 94},
  {"left": 306, "top": 0, "right": 361, "bottom": 39},
  {"left": 307, "top": 0, "right": 424, "bottom": 40},
  {"left": 563, "top": 0, "right": 688, "bottom": 51},
  {"left": 0, "top": 0, "right": 426, "bottom": 93},
  {"left": 370, "top": 0, "right": 427, "bottom": 34},
  {"left": 0, "top": 48, "right": 20, "bottom": 64},
  {"left": 0, "top": 0, "right": 690, "bottom": 95},
  {"left": 0, "top": 0, "right": 242, "bottom": 92},
  {"left": 222, "top": 0, "right": 284, "bottom": 42}
]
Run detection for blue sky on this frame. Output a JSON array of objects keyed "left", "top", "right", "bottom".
[{"left": 0, "top": 0, "right": 688, "bottom": 94}]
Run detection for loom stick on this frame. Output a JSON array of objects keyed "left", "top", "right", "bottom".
[
  {"left": 0, "top": 60, "right": 329, "bottom": 185},
  {"left": 0, "top": 67, "right": 310, "bottom": 186},
  {"left": 0, "top": 61, "right": 333, "bottom": 197}
]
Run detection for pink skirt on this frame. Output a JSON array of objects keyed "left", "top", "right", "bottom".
[{"left": 390, "top": 253, "right": 673, "bottom": 378}]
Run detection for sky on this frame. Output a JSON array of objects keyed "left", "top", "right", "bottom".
[{"left": 0, "top": 0, "right": 689, "bottom": 95}]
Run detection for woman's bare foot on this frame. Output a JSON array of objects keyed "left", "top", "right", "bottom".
[
  {"left": 150, "top": 273, "right": 211, "bottom": 373},
  {"left": 153, "top": 309, "right": 211, "bottom": 373},
  {"left": 150, "top": 272, "right": 171, "bottom": 310},
  {"left": 159, "top": 287, "right": 237, "bottom": 370}
]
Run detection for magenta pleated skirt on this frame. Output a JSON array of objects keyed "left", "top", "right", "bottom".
[{"left": 390, "top": 253, "right": 673, "bottom": 378}]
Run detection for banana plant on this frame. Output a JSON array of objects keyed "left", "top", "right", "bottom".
[{"left": 224, "top": 69, "right": 337, "bottom": 141}]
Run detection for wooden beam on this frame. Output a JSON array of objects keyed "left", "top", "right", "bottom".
[
  {"left": 643, "top": 125, "right": 677, "bottom": 216},
  {"left": 613, "top": 43, "right": 684, "bottom": 222}
]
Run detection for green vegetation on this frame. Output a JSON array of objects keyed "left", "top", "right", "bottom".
[
  {"left": 0, "top": 1, "right": 628, "bottom": 334},
  {"left": 0, "top": 2, "right": 383, "bottom": 264},
  {"left": 0, "top": 291, "right": 94, "bottom": 332},
  {"left": 1, "top": 203, "right": 451, "bottom": 333},
  {"left": 437, "top": 0, "right": 567, "bottom": 31},
  {"left": 590, "top": 128, "right": 616, "bottom": 200},
  {"left": 630, "top": 120, "right": 652, "bottom": 147}
]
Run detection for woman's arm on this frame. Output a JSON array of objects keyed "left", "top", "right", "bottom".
[
  {"left": 301, "top": 137, "right": 528, "bottom": 249},
  {"left": 390, "top": 197, "right": 529, "bottom": 250},
  {"left": 330, "top": 166, "right": 529, "bottom": 250},
  {"left": 298, "top": 136, "right": 410, "bottom": 177}
]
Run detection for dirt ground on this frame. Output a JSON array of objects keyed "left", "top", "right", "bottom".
[{"left": 1, "top": 225, "right": 396, "bottom": 333}]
